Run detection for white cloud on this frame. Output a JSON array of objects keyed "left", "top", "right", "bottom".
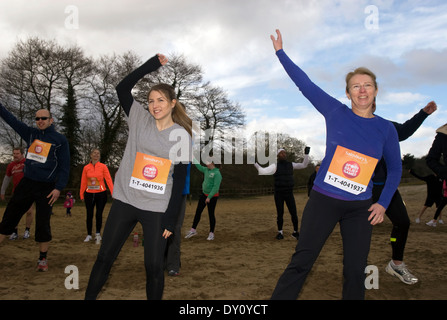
[{"left": 0, "top": 0, "right": 446, "bottom": 162}]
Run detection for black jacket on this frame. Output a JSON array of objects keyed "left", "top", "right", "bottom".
[{"left": 426, "top": 124, "right": 447, "bottom": 179}]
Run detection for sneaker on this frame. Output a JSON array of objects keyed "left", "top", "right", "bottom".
[
  {"left": 276, "top": 232, "right": 284, "bottom": 240},
  {"left": 415, "top": 218, "right": 420, "bottom": 223},
  {"left": 95, "top": 233, "right": 101, "bottom": 245},
  {"left": 9, "top": 232, "right": 18, "bottom": 240},
  {"left": 184, "top": 230, "right": 197, "bottom": 239},
  {"left": 291, "top": 232, "right": 299, "bottom": 240},
  {"left": 385, "top": 261, "right": 418, "bottom": 285},
  {"left": 37, "top": 258, "right": 48, "bottom": 272},
  {"left": 84, "top": 235, "right": 92, "bottom": 242},
  {"left": 207, "top": 232, "right": 215, "bottom": 241},
  {"left": 23, "top": 230, "right": 30, "bottom": 239},
  {"left": 168, "top": 270, "right": 180, "bottom": 276},
  {"left": 426, "top": 220, "right": 437, "bottom": 227},
  {"left": 438, "top": 219, "right": 444, "bottom": 225}
]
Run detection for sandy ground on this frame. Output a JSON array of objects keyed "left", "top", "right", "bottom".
[{"left": 0, "top": 184, "right": 446, "bottom": 301}]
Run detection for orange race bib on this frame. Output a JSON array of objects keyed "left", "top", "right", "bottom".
[
  {"left": 87, "top": 177, "right": 101, "bottom": 190},
  {"left": 129, "top": 152, "right": 172, "bottom": 194},
  {"left": 323, "top": 146, "right": 378, "bottom": 195},
  {"left": 26, "top": 139, "right": 52, "bottom": 163}
]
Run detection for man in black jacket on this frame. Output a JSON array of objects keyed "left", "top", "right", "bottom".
[
  {"left": 0, "top": 105, "right": 70, "bottom": 272},
  {"left": 372, "top": 101, "right": 437, "bottom": 285}
]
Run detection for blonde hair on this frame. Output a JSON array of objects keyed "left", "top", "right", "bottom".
[
  {"left": 148, "top": 83, "right": 192, "bottom": 136},
  {"left": 345, "top": 67, "right": 378, "bottom": 93}
]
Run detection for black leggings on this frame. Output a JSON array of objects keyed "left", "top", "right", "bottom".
[
  {"left": 84, "top": 191, "right": 108, "bottom": 235},
  {"left": 192, "top": 193, "right": 218, "bottom": 233},
  {"left": 85, "top": 200, "right": 167, "bottom": 300},
  {"left": 271, "top": 190, "right": 373, "bottom": 300},
  {"left": 372, "top": 185, "right": 410, "bottom": 261},
  {"left": 433, "top": 197, "right": 447, "bottom": 220},
  {"left": 274, "top": 190, "right": 298, "bottom": 231}
]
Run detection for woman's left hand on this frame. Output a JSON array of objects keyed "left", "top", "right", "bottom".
[
  {"left": 162, "top": 229, "right": 172, "bottom": 239},
  {"left": 368, "top": 203, "right": 385, "bottom": 225}
]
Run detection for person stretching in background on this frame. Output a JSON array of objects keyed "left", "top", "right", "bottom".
[
  {"left": 1, "top": 147, "right": 34, "bottom": 240},
  {"left": 0, "top": 107, "right": 70, "bottom": 272},
  {"left": 409, "top": 168, "right": 443, "bottom": 224},
  {"left": 80, "top": 148, "right": 114, "bottom": 245},
  {"left": 185, "top": 160, "right": 222, "bottom": 241},
  {"left": 254, "top": 147, "right": 310, "bottom": 240},
  {"left": 372, "top": 101, "right": 436, "bottom": 285},
  {"left": 426, "top": 123, "right": 447, "bottom": 226}
]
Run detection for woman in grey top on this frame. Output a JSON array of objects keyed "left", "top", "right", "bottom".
[{"left": 85, "top": 53, "right": 192, "bottom": 300}]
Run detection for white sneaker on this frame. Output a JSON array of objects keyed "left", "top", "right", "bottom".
[
  {"left": 95, "top": 233, "right": 101, "bottom": 244},
  {"left": 426, "top": 220, "right": 437, "bottom": 227},
  {"left": 23, "top": 230, "right": 30, "bottom": 239},
  {"left": 84, "top": 235, "right": 92, "bottom": 242},
  {"left": 415, "top": 218, "right": 420, "bottom": 223},
  {"left": 9, "top": 232, "right": 18, "bottom": 240},
  {"left": 207, "top": 232, "right": 215, "bottom": 241},
  {"left": 385, "top": 260, "right": 418, "bottom": 285},
  {"left": 184, "top": 230, "right": 197, "bottom": 239},
  {"left": 438, "top": 219, "right": 444, "bottom": 225}
]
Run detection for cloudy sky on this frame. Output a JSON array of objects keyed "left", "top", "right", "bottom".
[{"left": 1, "top": 0, "right": 446, "bottom": 161}]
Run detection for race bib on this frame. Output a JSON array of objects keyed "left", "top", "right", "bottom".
[
  {"left": 26, "top": 139, "right": 51, "bottom": 163},
  {"left": 129, "top": 152, "right": 172, "bottom": 194},
  {"left": 87, "top": 177, "right": 101, "bottom": 190},
  {"left": 324, "top": 145, "right": 378, "bottom": 195}
]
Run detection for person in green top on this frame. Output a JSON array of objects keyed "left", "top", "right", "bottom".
[{"left": 185, "top": 160, "right": 222, "bottom": 241}]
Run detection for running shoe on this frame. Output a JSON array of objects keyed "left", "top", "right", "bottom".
[
  {"left": 184, "top": 230, "right": 197, "bottom": 239},
  {"left": 207, "top": 232, "right": 215, "bottom": 241},
  {"left": 9, "top": 232, "right": 18, "bottom": 240},
  {"left": 426, "top": 220, "right": 437, "bottom": 227},
  {"left": 438, "top": 219, "right": 444, "bottom": 224},
  {"left": 276, "top": 232, "right": 284, "bottom": 240},
  {"left": 37, "top": 258, "right": 48, "bottom": 272},
  {"left": 84, "top": 235, "right": 92, "bottom": 242},
  {"left": 95, "top": 233, "right": 101, "bottom": 245},
  {"left": 415, "top": 218, "right": 420, "bottom": 223},
  {"left": 168, "top": 270, "right": 180, "bottom": 276},
  {"left": 23, "top": 230, "right": 30, "bottom": 239},
  {"left": 385, "top": 261, "right": 418, "bottom": 285},
  {"left": 291, "top": 232, "right": 299, "bottom": 240}
]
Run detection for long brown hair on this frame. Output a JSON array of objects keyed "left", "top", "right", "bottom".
[{"left": 148, "top": 83, "right": 192, "bottom": 136}]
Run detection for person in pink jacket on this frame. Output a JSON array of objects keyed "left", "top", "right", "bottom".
[{"left": 80, "top": 148, "right": 114, "bottom": 244}]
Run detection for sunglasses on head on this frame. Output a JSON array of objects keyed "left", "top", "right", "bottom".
[{"left": 35, "top": 117, "right": 49, "bottom": 121}]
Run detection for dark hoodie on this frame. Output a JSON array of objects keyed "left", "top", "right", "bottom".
[
  {"left": 0, "top": 103, "right": 70, "bottom": 191},
  {"left": 426, "top": 124, "right": 447, "bottom": 180}
]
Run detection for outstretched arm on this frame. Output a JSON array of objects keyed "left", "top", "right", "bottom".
[{"left": 116, "top": 54, "right": 167, "bottom": 116}]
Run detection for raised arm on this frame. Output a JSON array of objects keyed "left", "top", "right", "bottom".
[
  {"left": 392, "top": 101, "right": 436, "bottom": 141},
  {"left": 292, "top": 147, "right": 311, "bottom": 170},
  {"left": 115, "top": 54, "right": 167, "bottom": 116},
  {"left": 270, "top": 30, "right": 344, "bottom": 117}
]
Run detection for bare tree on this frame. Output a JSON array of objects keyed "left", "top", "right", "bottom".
[
  {"left": 84, "top": 52, "right": 141, "bottom": 166},
  {"left": 140, "top": 53, "right": 203, "bottom": 102},
  {"left": 59, "top": 45, "right": 94, "bottom": 167},
  {"left": 192, "top": 82, "right": 245, "bottom": 156},
  {"left": 0, "top": 38, "right": 69, "bottom": 157}
]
